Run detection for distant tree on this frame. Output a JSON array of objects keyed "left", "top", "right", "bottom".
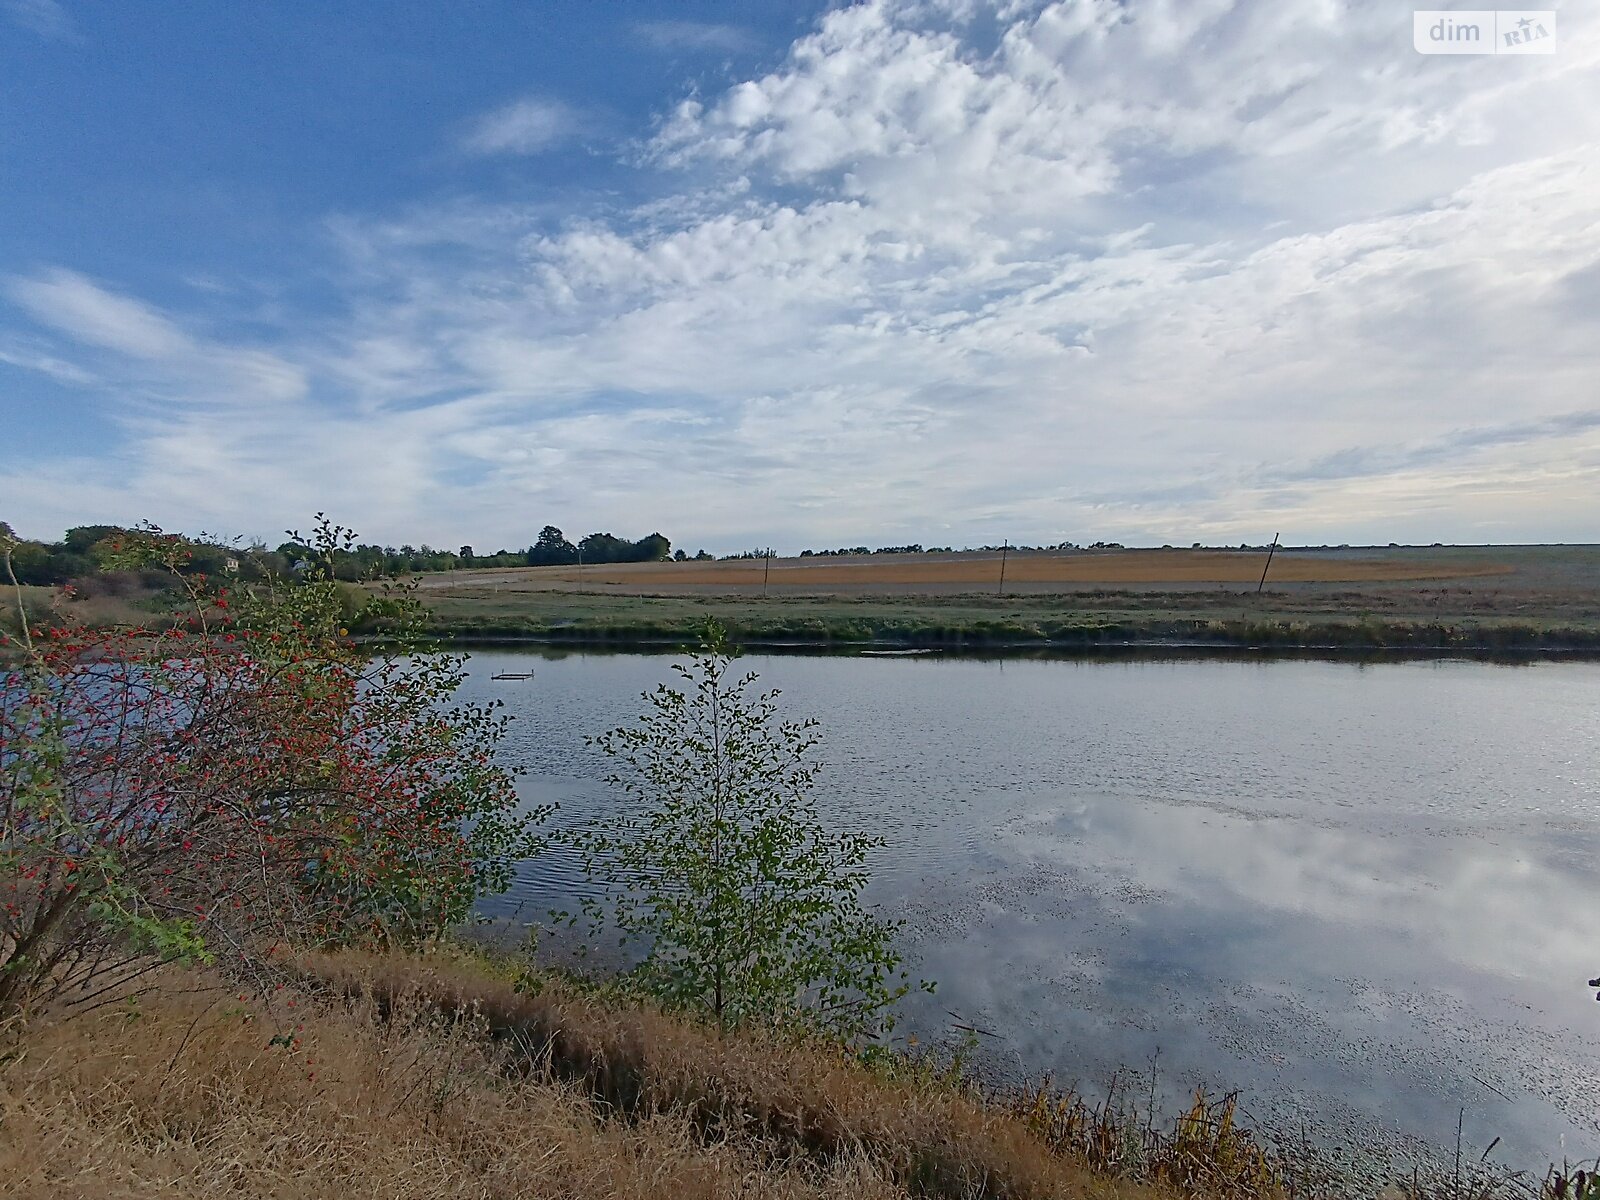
[
  {"left": 694, "top": 550, "right": 713, "bottom": 561},
  {"left": 459, "top": 545, "right": 474, "bottom": 562},
  {"left": 62, "top": 525, "right": 126, "bottom": 554},
  {"left": 672, "top": 549, "right": 688, "bottom": 562},
  {"left": 633, "top": 532, "right": 672, "bottom": 562},
  {"left": 578, "top": 532, "right": 631, "bottom": 564},
  {"left": 4, "top": 541, "right": 84, "bottom": 585},
  {"left": 528, "top": 526, "right": 578, "bottom": 566}
]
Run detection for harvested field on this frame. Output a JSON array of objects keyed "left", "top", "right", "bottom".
[
  {"left": 421, "top": 547, "right": 1521, "bottom": 598},
  {"left": 390, "top": 546, "right": 1600, "bottom": 652}
]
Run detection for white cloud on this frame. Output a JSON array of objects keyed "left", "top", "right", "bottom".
[
  {"left": 8, "top": 270, "right": 195, "bottom": 360},
  {"left": 4, "top": 269, "right": 307, "bottom": 407},
  {"left": 633, "top": 20, "right": 757, "bottom": 54},
  {"left": 4, "top": 0, "right": 1600, "bottom": 548},
  {"left": 460, "top": 97, "right": 580, "bottom": 156},
  {"left": 0, "top": 336, "right": 99, "bottom": 386},
  {"left": 3, "top": 0, "right": 74, "bottom": 40}
]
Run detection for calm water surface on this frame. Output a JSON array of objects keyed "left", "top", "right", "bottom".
[{"left": 459, "top": 649, "right": 1600, "bottom": 1171}]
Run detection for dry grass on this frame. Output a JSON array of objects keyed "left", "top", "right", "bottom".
[
  {"left": 295, "top": 949, "right": 1171, "bottom": 1200},
  {"left": 0, "top": 951, "right": 1191, "bottom": 1200},
  {"left": 0, "top": 581, "right": 165, "bottom": 636},
  {"left": 0, "top": 968, "right": 908, "bottom": 1199},
  {"left": 0, "top": 585, "right": 59, "bottom": 634},
  {"left": 13, "top": 950, "right": 1564, "bottom": 1200}
]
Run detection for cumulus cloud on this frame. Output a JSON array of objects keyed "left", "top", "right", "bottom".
[{"left": 4, "top": 0, "right": 1599, "bottom": 547}]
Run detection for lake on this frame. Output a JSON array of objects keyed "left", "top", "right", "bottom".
[{"left": 458, "top": 647, "right": 1600, "bottom": 1176}]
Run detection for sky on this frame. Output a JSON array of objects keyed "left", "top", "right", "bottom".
[{"left": 2, "top": 0, "right": 1597, "bottom": 553}]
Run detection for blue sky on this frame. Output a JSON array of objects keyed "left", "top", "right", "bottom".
[{"left": 3, "top": 0, "right": 1597, "bottom": 551}]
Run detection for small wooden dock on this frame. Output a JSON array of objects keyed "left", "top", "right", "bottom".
[{"left": 490, "top": 671, "right": 535, "bottom": 680}]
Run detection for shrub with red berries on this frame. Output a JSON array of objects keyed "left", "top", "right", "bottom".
[{"left": 1, "top": 515, "right": 547, "bottom": 1017}]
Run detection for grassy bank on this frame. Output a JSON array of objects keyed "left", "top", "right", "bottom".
[
  {"left": 399, "top": 587, "right": 1600, "bottom": 652},
  {"left": 0, "top": 948, "right": 1334, "bottom": 1200},
  {"left": 8, "top": 948, "right": 1581, "bottom": 1200}
]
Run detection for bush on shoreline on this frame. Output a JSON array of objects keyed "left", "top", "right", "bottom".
[
  {"left": 0, "top": 517, "right": 546, "bottom": 1019},
  {"left": 557, "top": 622, "right": 929, "bottom": 1042}
]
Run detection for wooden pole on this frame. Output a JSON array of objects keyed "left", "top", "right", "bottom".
[
  {"left": 762, "top": 549, "right": 772, "bottom": 597},
  {"left": 1256, "top": 533, "right": 1280, "bottom": 594},
  {"left": 997, "top": 540, "right": 1009, "bottom": 597}
]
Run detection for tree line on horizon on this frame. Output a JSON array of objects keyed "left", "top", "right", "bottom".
[
  {"left": 6, "top": 520, "right": 1418, "bottom": 589},
  {"left": 2, "top": 522, "right": 1137, "bottom": 593},
  {"left": 0, "top": 521, "right": 688, "bottom": 586}
]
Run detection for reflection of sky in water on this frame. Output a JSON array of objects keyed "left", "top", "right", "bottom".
[{"left": 463, "top": 650, "right": 1600, "bottom": 1170}]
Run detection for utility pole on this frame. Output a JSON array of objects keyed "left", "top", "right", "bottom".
[
  {"left": 997, "top": 539, "right": 1009, "bottom": 597},
  {"left": 762, "top": 548, "right": 772, "bottom": 597},
  {"left": 1256, "top": 532, "right": 1280, "bottom": 594}
]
